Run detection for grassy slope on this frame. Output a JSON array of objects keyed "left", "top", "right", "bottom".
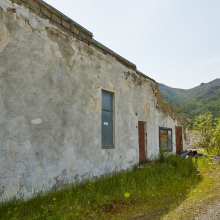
[
  {"left": 0, "top": 155, "right": 209, "bottom": 220},
  {"left": 164, "top": 101, "right": 193, "bottom": 121},
  {"left": 184, "top": 86, "right": 220, "bottom": 118},
  {"left": 158, "top": 83, "right": 187, "bottom": 105},
  {"left": 158, "top": 78, "right": 220, "bottom": 119},
  {"left": 162, "top": 163, "right": 220, "bottom": 220}
]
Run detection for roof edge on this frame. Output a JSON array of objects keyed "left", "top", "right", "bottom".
[
  {"left": 37, "top": 0, "right": 93, "bottom": 36},
  {"left": 27, "top": 0, "right": 157, "bottom": 84},
  {"left": 92, "top": 39, "right": 136, "bottom": 68},
  {"left": 136, "top": 70, "right": 156, "bottom": 84}
]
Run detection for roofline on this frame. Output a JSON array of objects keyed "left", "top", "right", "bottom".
[
  {"left": 37, "top": 0, "right": 93, "bottom": 36},
  {"left": 136, "top": 70, "right": 156, "bottom": 83},
  {"left": 36, "top": 0, "right": 156, "bottom": 83},
  {"left": 92, "top": 39, "right": 136, "bottom": 68}
]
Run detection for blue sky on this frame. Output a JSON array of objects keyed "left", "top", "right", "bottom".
[{"left": 45, "top": 0, "right": 220, "bottom": 89}]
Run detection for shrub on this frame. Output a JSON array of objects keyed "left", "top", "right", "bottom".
[{"left": 193, "top": 112, "right": 220, "bottom": 155}]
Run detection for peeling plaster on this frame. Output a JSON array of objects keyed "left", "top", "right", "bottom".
[
  {"left": 31, "top": 118, "right": 43, "bottom": 125},
  {"left": 0, "top": 0, "right": 13, "bottom": 12},
  {"left": 118, "top": 77, "right": 130, "bottom": 93},
  {"left": 129, "top": 102, "right": 136, "bottom": 117},
  {"left": 50, "top": 41, "right": 63, "bottom": 58},
  {"left": 106, "top": 77, "right": 115, "bottom": 92},
  {"left": 83, "top": 96, "right": 101, "bottom": 115},
  {"left": 0, "top": 0, "right": 187, "bottom": 201},
  {"left": 143, "top": 103, "right": 149, "bottom": 117},
  {"left": 0, "top": 21, "right": 10, "bottom": 52},
  {"left": 15, "top": 5, "right": 30, "bottom": 19}
]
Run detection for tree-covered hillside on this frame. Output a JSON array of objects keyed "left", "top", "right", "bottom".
[{"left": 158, "top": 78, "right": 220, "bottom": 126}]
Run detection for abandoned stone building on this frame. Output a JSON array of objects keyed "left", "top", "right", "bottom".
[{"left": 0, "top": 0, "right": 187, "bottom": 200}]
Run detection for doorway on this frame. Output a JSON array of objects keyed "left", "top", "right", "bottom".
[
  {"left": 176, "top": 126, "right": 183, "bottom": 154},
  {"left": 138, "top": 122, "right": 146, "bottom": 160}
]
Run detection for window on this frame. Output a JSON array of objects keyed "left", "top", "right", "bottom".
[
  {"left": 102, "top": 90, "right": 114, "bottom": 148},
  {"left": 159, "top": 127, "right": 172, "bottom": 152}
]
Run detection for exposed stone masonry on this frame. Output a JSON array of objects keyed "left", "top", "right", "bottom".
[
  {"left": 9, "top": 0, "right": 92, "bottom": 43},
  {"left": 8, "top": 0, "right": 154, "bottom": 73}
]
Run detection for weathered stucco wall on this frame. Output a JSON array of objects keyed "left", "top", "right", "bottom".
[
  {"left": 0, "top": 0, "right": 187, "bottom": 200},
  {"left": 187, "top": 130, "right": 200, "bottom": 149}
]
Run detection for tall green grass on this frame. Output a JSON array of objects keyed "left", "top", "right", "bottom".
[
  {"left": 202, "top": 148, "right": 220, "bottom": 156},
  {"left": 0, "top": 153, "right": 209, "bottom": 219}
]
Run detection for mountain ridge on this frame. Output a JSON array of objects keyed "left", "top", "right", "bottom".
[{"left": 158, "top": 78, "right": 220, "bottom": 125}]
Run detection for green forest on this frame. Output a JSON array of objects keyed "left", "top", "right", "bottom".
[{"left": 158, "top": 78, "right": 220, "bottom": 129}]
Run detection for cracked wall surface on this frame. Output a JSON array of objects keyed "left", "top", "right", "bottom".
[{"left": 0, "top": 0, "right": 187, "bottom": 200}]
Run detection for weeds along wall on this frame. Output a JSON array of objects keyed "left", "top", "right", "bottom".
[{"left": 0, "top": 0, "right": 187, "bottom": 200}]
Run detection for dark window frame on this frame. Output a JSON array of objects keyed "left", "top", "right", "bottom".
[
  {"left": 101, "top": 90, "right": 114, "bottom": 149},
  {"left": 159, "top": 127, "right": 173, "bottom": 152}
]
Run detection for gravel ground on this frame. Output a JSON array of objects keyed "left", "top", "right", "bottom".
[{"left": 194, "top": 200, "right": 220, "bottom": 220}]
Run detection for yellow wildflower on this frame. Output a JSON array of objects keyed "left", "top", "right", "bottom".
[{"left": 124, "top": 193, "right": 130, "bottom": 198}]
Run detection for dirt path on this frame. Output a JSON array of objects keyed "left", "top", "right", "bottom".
[
  {"left": 161, "top": 164, "right": 220, "bottom": 220},
  {"left": 113, "top": 163, "right": 220, "bottom": 220},
  {"left": 194, "top": 200, "right": 220, "bottom": 220},
  {"left": 193, "top": 160, "right": 220, "bottom": 220}
]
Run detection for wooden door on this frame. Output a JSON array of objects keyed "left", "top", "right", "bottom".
[
  {"left": 139, "top": 122, "right": 145, "bottom": 160},
  {"left": 176, "top": 127, "right": 183, "bottom": 154}
]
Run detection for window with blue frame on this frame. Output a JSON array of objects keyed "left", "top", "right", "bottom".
[{"left": 102, "top": 90, "right": 114, "bottom": 148}]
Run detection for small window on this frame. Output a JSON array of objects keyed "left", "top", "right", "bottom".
[
  {"left": 159, "top": 127, "right": 172, "bottom": 152},
  {"left": 102, "top": 91, "right": 114, "bottom": 148}
]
